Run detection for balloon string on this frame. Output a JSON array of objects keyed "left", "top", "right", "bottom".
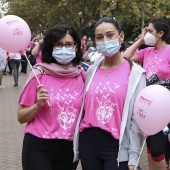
[
  {"left": 134, "top": 136, "right": 147, "bottom": 170},
  {"left": 24, "top": 54, "right": 50, "bottom": 107}
]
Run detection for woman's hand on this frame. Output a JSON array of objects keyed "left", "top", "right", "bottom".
[
  {"left": 140, "top": 27, "right": 148, "bottom": 42},
  {"left": 36, "top": 84, "right": 49, "bottom": 109},
  {"left": 17, "top": 84, "right": 50, "bottom": 124},
  {"left": 128, "top": 165, "right": 136, "bottom": 170},
  {"left": 38, "top": 38, "right": 44, "bottom": 45}
]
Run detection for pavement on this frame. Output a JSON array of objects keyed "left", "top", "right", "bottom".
[{"left": 0, "top": 66, "right": 149, "bottom": 170}]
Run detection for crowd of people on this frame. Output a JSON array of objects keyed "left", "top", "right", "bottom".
[
  {"left": 0, "top": 15, "right": 170, "bottom": 170},
  {"left": 0, "top": 36, "right": 44, "bottom": 88}
]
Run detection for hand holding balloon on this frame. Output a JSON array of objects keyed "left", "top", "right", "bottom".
[{"left": 36, "top": 85, "right": 50, "bottom": 109}]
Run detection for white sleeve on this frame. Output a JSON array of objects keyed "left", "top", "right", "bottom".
[{"left": 88, "top": 52, "right": 95, "bottom": 60}]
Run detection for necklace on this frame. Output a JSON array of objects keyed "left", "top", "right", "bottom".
[
  {"left": 104, "top": 69, "right": 114, "bottom": 78},
  {"left": 105, "top": 73, "right": 109, "bottom": 77},
  {"left": 101, "top": 58, "right": 125, "bottom": 78}
]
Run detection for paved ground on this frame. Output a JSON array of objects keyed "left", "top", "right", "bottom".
[{"left": 0, "top": 67, "right": 149, "bottom": 170}]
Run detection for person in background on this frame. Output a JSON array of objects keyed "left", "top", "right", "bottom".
[
  {"left": 31, "top": 37, "right": 44, "bottom": 64},
  {"left": 29, "top": 37, "right": 35, "bottom": 48},
  {"left": 119, "top": 42, "right": 127, "bottom": 54},
  {"left": 20, "top": 50, "right": 28, "bottom": 74},
  {"left": 4, "top": 52, "right": 12, "bottom": 75},
  {"left": 125, "top": 40, "right": 134, "bottom": 49},
  {"left": 165, "top": 136, "right": 170, "bottom": 169},
  {"left": 0, "top": 47, "right": 7, "bottom": 88},
  {"left": 123, "top": 18, "right": 170, "bottom": 170},
  {"left": 81, "top": 35, "right": 87, "bottom": 54},
  {"left": 9, "top": 52, "right": 21, "bottom": 87},
  {"left": 18, "top": 25, "right": 85, "bottom": 170},
  {"left": 86, "top": 37, "right": 94, "bottom": 50},
  {"left": 164, "top": 79, "right": 170, "bottom": 170},
  {"left": 83, "top": 47, "right": 103, "bottom": 62},
  {"left": 33, "top": 37, "right": 39, "bottom": 46},
  {"left": 73, "top": 17, "right": 146, "bottom": 170}
]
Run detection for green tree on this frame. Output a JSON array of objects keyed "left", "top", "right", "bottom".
[
  {"left": 1, "top": 0, "right": 170, "bottom": 40},
  {"left": 2, "top": 0, "right": 102, "bottom": 37},
  {"left": 105, "top": 0, "right": 169, "bottom": 40}
]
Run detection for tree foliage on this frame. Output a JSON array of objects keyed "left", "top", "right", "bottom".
[
  {"left": 1, "top": 0, "right": 170, "bottom": 40},
  {"left": 107, "top": 0, "right": 169, "bottom": 39},
  {"left": 1, "top": 0, "right": 102, "bottom": 37}
]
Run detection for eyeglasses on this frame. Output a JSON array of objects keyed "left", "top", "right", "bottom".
[{"left": 54, "top": 42, "right": 77, "bottom": 50}]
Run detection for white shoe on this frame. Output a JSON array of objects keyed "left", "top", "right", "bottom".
[{"left": 0, "top": 85, "right": 5, "bottom": 88}]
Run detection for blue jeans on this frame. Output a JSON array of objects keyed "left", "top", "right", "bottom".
[{"left": 10, "top": 59, "right": 21, "bottom": 85}]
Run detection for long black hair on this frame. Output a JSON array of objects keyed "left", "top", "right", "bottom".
[
  {"left": 95, "top": 17, "right": 122, "bottom": 34},
  {"left": 150, "top": 18, "right": 170, "bottom": 43},
  {"left": 41, "top": 25, "right": 82, "bottom": 66}
]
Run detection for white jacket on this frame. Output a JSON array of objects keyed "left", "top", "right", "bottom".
[
  {"left": 0, "top": 47, "right": 6, "bottom": 70},
  {"left": 73, "top": 57, "right": 146, "bottom": 166}
]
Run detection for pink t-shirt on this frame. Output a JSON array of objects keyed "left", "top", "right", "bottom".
[
  {"left": 19, "top": 73, "right": 85, "bottom": 140},
  {"left": 29, "top": 40, "right": 35, "bottom": 48},
  {"left": 80, "top": 60, "right": 130, "bottom": 139},
  {"left": 136, "top": 45, "right": 170, "bottom": 79},
  {"left": 36, "top": 49, "right": 42, "bottom": 63}
]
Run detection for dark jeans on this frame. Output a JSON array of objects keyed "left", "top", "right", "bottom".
[
  {"left": 165, "top": 136, "right": 170, "bottom": 163},
  {"left": 10, "top": 59, "right": 20, "bottom": 85},
  {"left": 20, "top": 55, "right": 27, "bottom": 73},
  {"left": 147, "top": 123, "right": 170, "bottom": 159},
  {"left": 146, "top": 131, "right": 166, "bottom": 158},
  {"left": 22, "top": 133, "right": 78, "bottom": 170},
  {"left": 79, "top": 127, "right": 128, "bottom": 170},
  {"left": 4, "top": 59, "right": 12, "bottom": 74}
]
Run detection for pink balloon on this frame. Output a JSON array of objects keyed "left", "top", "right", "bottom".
[
  {"left": 0, "top": 15, "right": 31, "bottom": 52},
  {"left": 134, "top": 85, "right": 170, "bottom": 136}
]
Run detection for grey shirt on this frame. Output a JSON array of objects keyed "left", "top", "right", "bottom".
[
  {"left": 0, "top": 47, "right": 6, "bottom": 70},
  {"left": 73, "top": 57, "right": 146, "bottom": 166}
]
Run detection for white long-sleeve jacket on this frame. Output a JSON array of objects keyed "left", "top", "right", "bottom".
[
  {"left": 73, "top": 57, "right": 146, "bottom": 166},
  {"left": 0, "top": 47, "right": 6, "bottom": 70}
]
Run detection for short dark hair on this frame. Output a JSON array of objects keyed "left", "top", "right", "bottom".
[
  {"left": 150, "top": 18, "right": 170, "bottom": 41},
  {"left": 41, "top": 25, "right": 82, "bottom": 66},
  {"left": 95, "top": 17, "right": 122, "bottom": 34}
]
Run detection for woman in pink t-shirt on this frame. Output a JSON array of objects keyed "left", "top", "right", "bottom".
[
  {"left": 17, "top": 25, "right": 85, "bottom": 170},
  {"left": 123, "top": 18, "right": 170, "bottom": 170},
  {"left": 31, "top": 37, "right": 44, "bottom": 64},
  {"left": 74, "top": 17, "right": 146, "bottom": 170}
]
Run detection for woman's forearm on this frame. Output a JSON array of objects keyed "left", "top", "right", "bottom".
[
  {"left": 123, "top": 39, "right": 143, "bottom": 59},
  {"left": 17, "top": 104, "right": 41, "bottom": 124},
  {"left": 31, "top": 44, "right": 40, "bottom": 56}
]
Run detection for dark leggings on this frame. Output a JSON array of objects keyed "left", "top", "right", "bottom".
[
  {"left": 79, "top": 127, "right": 128, "bottom": 170},
  {"left": 22, "top": 133, "right": 78, "bottom": 170},
  {"left": 165, "top": 136, "right": 170, "bottom": 163},
  {"left": 146, "top": 130, "right": 166, "bottom": 161}
]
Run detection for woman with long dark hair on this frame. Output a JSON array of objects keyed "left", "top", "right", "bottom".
[
  {"left": 18, "top": 25, "right": 84, "bottom": 170},
  {"left": 74, "top": 17, "right": 146, "bottom": 170},
  {"left": 123, "top": 18, "right": 170, "bottom": 170}
]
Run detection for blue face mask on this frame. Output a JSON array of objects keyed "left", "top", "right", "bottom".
[
  {"left": 52, "top": 47, "right": 76, "bottom": 65},
  {"left": 96, "top": 37, "right": 121, "bottom": 57}
]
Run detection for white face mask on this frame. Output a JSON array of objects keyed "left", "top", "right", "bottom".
[
  {"left": 96, "top": 37, "right": 121, "bottom": 57},
  {"left": 34, "top": 42, "right": 39, "bottom": 45},
  {"left": 144, "top": 32, "right": 156, "bottom": 46},
  {"left": 52, "top": 47, "right": 76, "bottom": 65}
]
